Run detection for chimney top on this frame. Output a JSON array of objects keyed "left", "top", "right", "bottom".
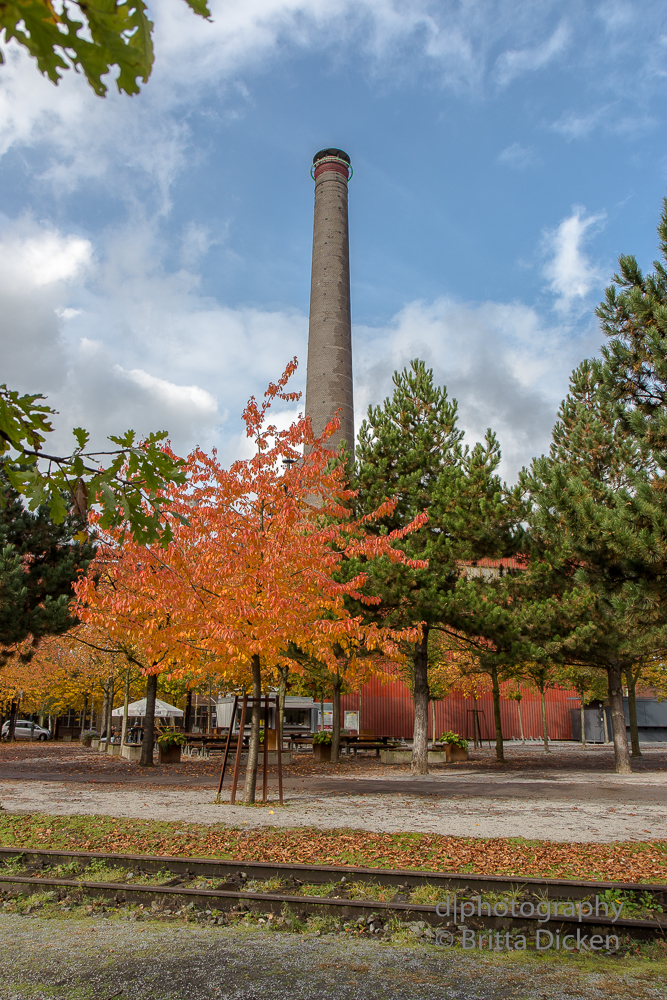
[{"left": 313, "top": 148, "right": 350, "bottom": 165}]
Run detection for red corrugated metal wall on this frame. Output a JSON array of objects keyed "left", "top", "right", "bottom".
[{"left": 341, "top": 678, "right": 578, "bottom": 740}]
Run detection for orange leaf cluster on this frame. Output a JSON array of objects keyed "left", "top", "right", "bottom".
[{"left": 75, "top": 362, "right": 427, "bottom": 688}]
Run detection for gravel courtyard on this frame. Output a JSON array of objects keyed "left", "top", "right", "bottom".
[
  {"left": 1, "top": 914, "right": 665, "bottom": 1000},
  {"left": 1, "top": 742, "right": 666, "bottom": 842},
  {"left": 1, "top": 771, "right": 666, "bottom": 842}
]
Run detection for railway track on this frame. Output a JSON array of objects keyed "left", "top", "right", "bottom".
[{"left": 1, "top": 847, "right": 665, "bottom": 943}]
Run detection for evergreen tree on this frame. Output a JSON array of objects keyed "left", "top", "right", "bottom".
[
  {"left": 351, "top": 360, "right": 518, "bottom": 773},
  {"left": 523, "top": 358, "right": 658, "bottom": 773},
  {"left": 0, "top": 473, "right": 95, "bottom": 658}
]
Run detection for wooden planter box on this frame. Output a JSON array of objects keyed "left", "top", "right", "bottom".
[
  {"left": 313, "top": 744, "right": 331, "bottom": 762},
  {"left": 158, "top": 744, "right": 182, "bottom": 764},
  {"left": 444, "top": 744, "right": 468, "bottom": 762},
  {"left": 264, "top": 729, "right": 278, "bottom": 750},
  {"left": 80, "top": 735, "right": 93, "bottom": 748}
]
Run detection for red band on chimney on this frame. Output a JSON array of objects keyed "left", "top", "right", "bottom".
[{"left": 314, "top": 160, "right": 349, "bottom": 181}]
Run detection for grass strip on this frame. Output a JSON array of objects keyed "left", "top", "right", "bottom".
[{"left": 0, "top": 813, "right": 665, "bottom": 884}]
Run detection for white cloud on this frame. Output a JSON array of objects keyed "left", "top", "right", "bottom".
[
  {"left": 1, "top": 0, "right": 665, "bottom": 209},
  {"left": 0, "top": 215, "right": 306, "bottom": 461},
  {"left": 552, "top": 105, "right": 612, "bottom": 141},
  {"left": 116, "top": 366, "right": 218, "bottom": 418},
  {"left": 494, "top": 20, "right": 570, "bottom": 86},
  {"left": 0, "top": 218, "right": 92, "bottom": 390},
  {"left": 542, "top": 207, "right": 606, "bottom": 312},
  {"left": 497, "top": 142, "right": 539, "bottom": 170},
  {"left": 354, "top": 296, "right": 598, "bottom": 480},
  {"left": 0, "top": 221, "right": 91, "bottom": 288},
  {"left": 553, "top": 103, "right": 658, "bottom": 142},
  {"left": 0, "top": 214, "right": 598, "bottom": 481}
]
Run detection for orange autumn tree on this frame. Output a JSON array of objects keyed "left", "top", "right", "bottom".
[
  {"left": 76, "top": 360, "right": 426, "bottom": 800},
  {"left": 74, "top": 545, "right": 203, "bottom": 765}
]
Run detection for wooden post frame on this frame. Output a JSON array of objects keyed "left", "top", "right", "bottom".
[
  {"left": 230, "top": 693, "right": 248, "bottom": 805},
  {"left": 219, "top": 693, "right": 284, "bottom": 806},
  {"left": 216, "top": 694, "right": 239, "bottom": 801}
]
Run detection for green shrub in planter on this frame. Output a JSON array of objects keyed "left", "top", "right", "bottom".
[
  {"left": 312, "top": 731, "right": 332, "bottom": 745},
  {"left": 157, "top": 732, "right": 187, "bottom": 748},
  {"left": 435, "top": 731, "right": 469, "bottom": 751}
]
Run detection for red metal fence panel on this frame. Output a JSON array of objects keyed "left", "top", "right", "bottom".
[{"left": 341, "top": 678, "right": 579, "bottom": 740}]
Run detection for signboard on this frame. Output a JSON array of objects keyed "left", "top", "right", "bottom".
[{"left": 344, "top": 711, "right": 359, "bottom": 732}]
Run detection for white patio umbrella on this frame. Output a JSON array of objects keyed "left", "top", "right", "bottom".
[{"left": 112, "top": 698, "right": 183, "bottom": 718}]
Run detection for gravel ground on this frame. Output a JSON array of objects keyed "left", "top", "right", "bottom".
[
  {"left": 2, "top": 772, "right": 666, "bottom": 841},
  {"left": 1, "top": 914, "right": 665, "bottom": 1000}
]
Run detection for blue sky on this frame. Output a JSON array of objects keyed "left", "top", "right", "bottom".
[{"left": 2, "top": 0, "right": 667, "bottom": 478}]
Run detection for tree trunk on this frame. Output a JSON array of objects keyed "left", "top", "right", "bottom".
[
  {"left": 120, "top": 666, "right": 130, "bottom": 746},
  {"left": 106, "top": 678, "right": 114, "bottom": 742},
  {"left": 580, "top": 697, "right": 586, "bottom": 747},
  {"left": 208, "top": 675, "right": 213, "bottom": 734},
  {"left": 7, "top": 700, "right": 18, "bottom": 741},
  {"left": 472, "top": 697, "right": 479, "bottom": 749},
  {"left": 80, "top": 693, "right": 88, "bottom": 739},
  {"left": 411, "top": 630, "right": 429, "bottom": 775},
  {"left": 100, "top": 687, "right": 109, "bottom": 738},
  {"left": 332, "top": 672, "right": 342, "bottom": 762},
  {"left": 602, "top": 705, "right": 609, "bottom": 743},
  {"left": 184, "top": 689, "right": 193, "bottom": 732},
  {"left": 516, "top": 698, "right": 525, "bottom": 744},
  {"left": 607, "top": 660, "right": 631, "bottom": 774},
  {"left": 243, "top": 655, "right": 262, "bottom": 803},
  {"left": 625, "top": 665, "right": 642, "bottom": 758},
  {"left": 490, "top": 662, "right": 504, "bottom": 763},
  {"left": 139, "top": 673, "right": 158, "bottom": 767},
  {"left": 277, "top": 665, "right": 288, "bottom": 750},
  {"left": 540, "top": 687, "right": 549, "bottom": 752}
]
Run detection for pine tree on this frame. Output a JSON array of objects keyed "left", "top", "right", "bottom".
[
  {"left": 0, "top": 472, "right": 95, "bottom": 657},
  {"left": 351, "top": 360, "right": 519, "bottom": 773},
  {"left": 524, "top": 359, "right": 656, "bottom": 774}
]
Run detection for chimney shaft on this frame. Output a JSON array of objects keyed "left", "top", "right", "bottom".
[{"left": 305, "top": 148, "right": 354, "bottom": 452}]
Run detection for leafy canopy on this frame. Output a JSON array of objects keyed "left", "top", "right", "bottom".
[
  {"left": 0, "top": 383, "right": 187, "bottom": 545},
  {"left": 0, "top": 0, "right": 210, "bottom": 96}
]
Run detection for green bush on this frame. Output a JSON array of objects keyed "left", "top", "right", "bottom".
[
  {"left": 157, "top": 732, "right": 187, "bottom": 747},
  {"left": 312, "top": 731, "right": 332, "bottom": 745},
  {"left": 435, "top": 731, "right": 468, "bottom": 750}
]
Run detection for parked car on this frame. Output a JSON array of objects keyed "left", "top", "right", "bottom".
[{"left": 1, "top": 720, "right": 51, "bottom": 741}]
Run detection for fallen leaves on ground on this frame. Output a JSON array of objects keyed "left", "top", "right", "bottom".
[{"left": 0, "top": 813, "right": 665, "bottom": 885}]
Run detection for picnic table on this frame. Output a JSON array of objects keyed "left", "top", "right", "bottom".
[
  {"left": 340, "top": 734, "right": 396, "bottom": 757},
  {"left": 287, "top": 734, "right": 314, "bottom": 751},
  {"left": 183, "top": 731, "right": 248, "bottom": 759},
  {"left": 286, "top": 733, "right": 397, "bottom": 757}
]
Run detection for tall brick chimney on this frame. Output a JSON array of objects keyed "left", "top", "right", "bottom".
[{"left": 305, "top": 148, "right": 354, "bottom": 453}]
